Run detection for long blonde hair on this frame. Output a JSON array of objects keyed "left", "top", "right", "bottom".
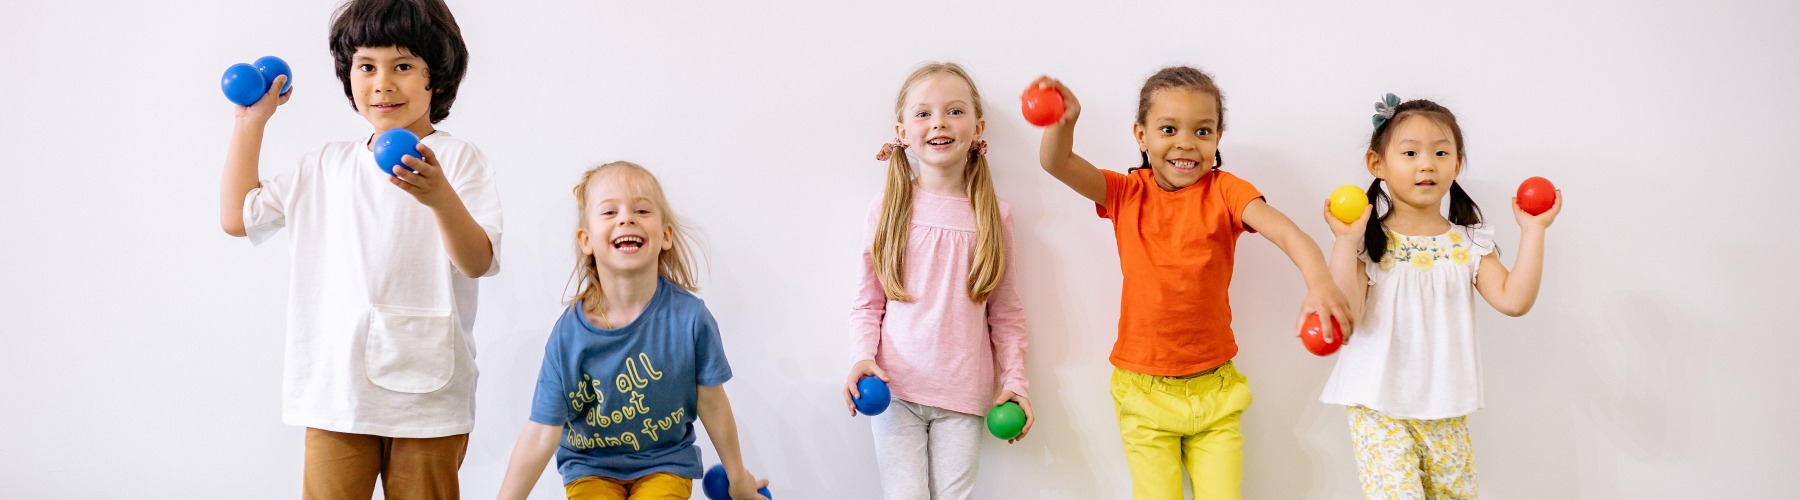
[
  {"left": 874, "top": 62, "right": 1005, "bottom": 303},
  {"left": 567, "top": 161, "right": 700, "bottom": 309}
]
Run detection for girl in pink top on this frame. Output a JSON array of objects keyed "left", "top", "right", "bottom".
[{"left": 843, "top": 62, "right": 1031, "bottom": 500}]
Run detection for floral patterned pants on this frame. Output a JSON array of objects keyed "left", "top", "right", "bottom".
[{"left": 1347, "top": 405, "right": 1477, "bottom": 499}]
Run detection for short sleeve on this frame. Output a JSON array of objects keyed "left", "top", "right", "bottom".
[
  {"left": 1463, "top": 224, "right": 1497, "bottom": 257},
  {"left": 1097, "top": 169, "right": 1131, "bottom": 219},
  {"left": 527, "top": 325, "right": 572, "bottom": 426},
  {"left": 693, "top": 307, "right": 733, "bottom": 387},
  {"left": 242, "top": 155, "right": 306, "bottom": 246},
  {"left": 437, "top": 139, "right": 504, "bottom": 277},
  {"left": 1215, "top": 171, "right": 1265, "bottom": 234}
]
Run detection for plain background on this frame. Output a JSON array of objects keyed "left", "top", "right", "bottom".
[{"left": 3, "top": 1, "right": 1797, "bottom": 498}]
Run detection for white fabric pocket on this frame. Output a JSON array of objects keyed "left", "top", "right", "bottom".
[{"left": 364, "top": 305, "right": 457, "bottom": 394}]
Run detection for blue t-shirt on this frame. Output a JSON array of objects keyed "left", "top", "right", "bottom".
[{"left": 529, "top": 277, "right": 733, "bottom": 483}]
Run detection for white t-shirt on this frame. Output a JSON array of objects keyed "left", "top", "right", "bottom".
[
  {"left": 1320, "top": 224, "right": 1495, "bottom": 421},
  {"left": 243, "top": 130, "right": 502, "bottom": 438}
]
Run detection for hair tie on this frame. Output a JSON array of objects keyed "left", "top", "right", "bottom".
[
  {"left": 1371, "top": 93, "right": 1400, "bottom": 128},
  {"left": 969, "top": 140, "right": 988, "bottom": 158},
  {"left": 876, "top": 141, "right": 904, "bottom": 161}
]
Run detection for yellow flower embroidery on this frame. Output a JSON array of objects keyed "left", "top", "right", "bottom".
[
  {"left": 1378, "top": 256, "right": 1396, "bottom": 271},
  {"left": 1450, "top": 246, "right": 1472, "bottom": 266},
  {"left": 1410, "top": 251, "right": 1434, "bottom": 271},
  {"left": 1448, "top": 231, "right": 1465, "bottom": 245}
]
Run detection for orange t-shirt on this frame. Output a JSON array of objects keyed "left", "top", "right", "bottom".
[{"left": 1098, "top": 168, "right": 1263, "bottom": 376}]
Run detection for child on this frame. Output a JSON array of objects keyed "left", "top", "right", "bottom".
[
  {"left": 1318, "top": 96, "right": 1561, "bottom": 499},
  {"left": 844, "top": 62, "right": 1031, "bottom": 500},
  {"left": 217, "top": 0, "right": 499, "bottom": 497},
  {"left": 1030, "top": 67, "right": 1352, "bottom": 499},
  {"left": 496, "top": 162, "right": 768, "bottom": 500}
]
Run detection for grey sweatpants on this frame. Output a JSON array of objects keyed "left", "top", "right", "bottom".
[{"left": 871, "top": 399, "right": 984, "bottom": 500}]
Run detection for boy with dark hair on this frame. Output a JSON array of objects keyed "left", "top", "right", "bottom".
[{"left": 217, "top": 0, "right": 500, "bottom": 497}]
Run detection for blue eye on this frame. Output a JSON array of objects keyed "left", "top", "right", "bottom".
[{"left": 915, "top": 111, "right": 928, "bottom": 118}]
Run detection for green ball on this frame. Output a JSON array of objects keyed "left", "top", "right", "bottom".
[{"left": 987, "top": 401, "right": 1026, "bottom": 440}]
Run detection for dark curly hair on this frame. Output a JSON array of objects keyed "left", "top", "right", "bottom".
[{"left": 328, "top": 0, "right": 468, "bottom": 124}]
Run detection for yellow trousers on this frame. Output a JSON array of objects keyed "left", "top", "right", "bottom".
[
  {"left": 564, "top": 472, "right": 692, "bottom": 500},
  {"left": 1110, "top": 364, "right": 1253, "bottom": 500}
]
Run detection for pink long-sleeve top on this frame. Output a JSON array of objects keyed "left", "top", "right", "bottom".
[{"left": 849, "top": 189, "right": 1029, "bottom": 416}]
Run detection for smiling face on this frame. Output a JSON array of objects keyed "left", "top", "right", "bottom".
[
  {"left": 1134, "top": 88, "right": 1222, "bottom": 191},
  {"left": 894, "top": 72, "right": 986, "bottom": 171},
  {"left": 576, "top": 169, "right": 675, "bottom": 278},
  {"left": 1369, "top": 114, "right": 1463, "bottom": 211},
  {"left": 350, "top": 46, "right": 434, "bottom": 137}
]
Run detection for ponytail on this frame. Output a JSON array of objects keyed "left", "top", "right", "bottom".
[
  {"left": 1447, "top": 180, "right": 1484, "bottom": 227},
  {"left": 1362, "top": 178, "right": 1391, "bottom": 262}
]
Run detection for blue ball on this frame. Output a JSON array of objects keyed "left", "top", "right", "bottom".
[
  {"left": 854, "top": 376, "right": 890, "bottom": 416},
  {"left": 253, "top": 56, "right": 291, "bottom": 96},
  {"left": 702, "top": 464, "right": 771, "bottom": 499},
  {"left": 221, "top": 63, "right": 266, "bottom": 107},
  {"left": 372, "top": 128, "right": 423, "bottom": 176}
]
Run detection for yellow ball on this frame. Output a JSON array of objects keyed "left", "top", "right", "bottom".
[{"left": 1328, "top": 184, "right": 1369, "bottom": 224}]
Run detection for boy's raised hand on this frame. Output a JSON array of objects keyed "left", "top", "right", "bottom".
[
  {"left": 392, "top": 143, "right": 460, "bottom": 208},
  {"left": 1299, "top": 282, "right": 1355, "bottom": 346},
  {"left": 233, "top": 75, "right": 290, "bottom": 125}
]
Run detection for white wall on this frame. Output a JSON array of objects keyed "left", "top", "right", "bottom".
[{"left": 3, "top": 1, "right": 1797, "bottom": 498}]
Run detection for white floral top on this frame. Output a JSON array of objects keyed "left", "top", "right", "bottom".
[{"left": 1320, "top": 224, "right": 1497, "bottom": 420}]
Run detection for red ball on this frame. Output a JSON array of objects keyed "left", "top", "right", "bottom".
[
  {"left": 1021, "top": 86, "right": 1065, "bottom": 127},
  {"left": 1517, "top": 176, "right": 1556, "bottom": 216},
  {"left": 1300, "top": 314, "right": 1343, "bottom": 356}
]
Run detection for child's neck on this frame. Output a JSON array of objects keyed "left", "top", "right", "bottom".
[
  {"left": 587, "top": 268, "right": 659, "bottom": 329},
  {"left": 1383, "top": 199, "right": 1453, "bottom": 236},
  {"left": 914, "top": 161, "right": 968, "bottom": 198}
]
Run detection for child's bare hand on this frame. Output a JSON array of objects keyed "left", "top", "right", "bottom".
[
  {"left": 1324, "top": 201, "right": 1371, "bottom": 241},
  {"left": 233, "top": 75, "right": 290, "bottom": 125},
  {"left": 391, "top": 142, "right": 459, "bottom": 209},
  {"left": 1024, "top": 76, "right": 1080, "bottom": 127},
  {"left": 729, "top": 475, "right": 770, "bottom": 500},
  {"left": 990, "top": 391, "right": 1035, "bottom": 444},
  {"left": 1298, "top": 284, "right": 1355, "bottom": 345},
  {"left": 1514, "top": 189, "right": 1563, "bottom": 230},
  {"left": 842, "top": 360, "right": 888, "bottom": 416}
]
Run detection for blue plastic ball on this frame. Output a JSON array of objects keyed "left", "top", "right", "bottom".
[
  {"left": 253, "top": 56, "right": 291, "bottom": 96},
  {"left": 372, "top": 128, "right": 423, "bottom": 176},
  {"left": 854, "top": 376, "right": 890, "bottom": 416},
  {"left": 221, "top": 63, "right": 266, "bottom": 107},
  {"left": 702, "top": 464, "right": 771, "bottom": 499}
]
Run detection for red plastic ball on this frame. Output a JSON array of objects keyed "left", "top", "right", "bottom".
[
  {"left": 1517, "top": 176, "right": 1556, "bottom": 216},
  {"left": 1300, "top": 314, "right": 1343, "bottom": 357},
  {"left": 1021, "top": 86, "right": 1065, "bottom": 127}
]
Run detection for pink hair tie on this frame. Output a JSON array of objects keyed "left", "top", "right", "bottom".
[
  {"left": 876, "top": 142, "right": 903, "bottom": 161},
  {"left": 969, "top": 140, "right": 988, "bottom": 158}
]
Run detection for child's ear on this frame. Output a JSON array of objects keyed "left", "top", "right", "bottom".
[
  {"left": 576, "top": 227, "right": 594, "bottom": 256},
  {"left": 893, "top": 123, "right": 905, "bottom": 146},
  {"left": 1365, "top": 150, "right": 1383, "bottom": 178},
  {"left": 1133, "top": 123, "right": 1148, "bottom": 152},
  {"left": 975, "top": 118, "right": 986, "bottom": 139},
  {"left": 661, "top": 224, "right": 675, "bottom": 251}
]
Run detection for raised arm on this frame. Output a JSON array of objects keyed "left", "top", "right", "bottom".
[
  {"left": 1475, "top": 190, "right": 1562, "bottom": 316},
  {"left": 1029, "top": 76, "right": 1106, "bottom": 204},
  {"left": 219, "top": 75, "right": 289, "bottom": 237}
]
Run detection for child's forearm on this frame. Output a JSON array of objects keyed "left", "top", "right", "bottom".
[
  {"left": 1496, "top": 226, "right": 1547, "bottom": 316},
  {"left": 496, "top": 421, "right": 561, "bottom": 500},
  {"left": 429, "top": 196, "right": 494, "bottom": 278},
  {"left": 697, "top": 385, "right": 754, "bottom": 483},
  {"left": 1328, "top": 237, "right": 1368, "bottom": 320},
  {"left": 220, "top": 119, "right": 267, "bottom": 237}
]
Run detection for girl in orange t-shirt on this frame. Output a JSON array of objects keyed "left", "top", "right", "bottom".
[{"left": 1028, "top": 66, "right": 1352, "bottom": 499}]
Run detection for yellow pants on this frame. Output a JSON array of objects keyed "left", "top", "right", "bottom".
[
  {"left": 1347, "top": 406, "right": 1477, "bottom": 499},
  {"left": 564, "top": 472, "right": 692, "bottom": 500},
  {"left": 1110, "top": 364, "right": 1253, "bottom": 500}
]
